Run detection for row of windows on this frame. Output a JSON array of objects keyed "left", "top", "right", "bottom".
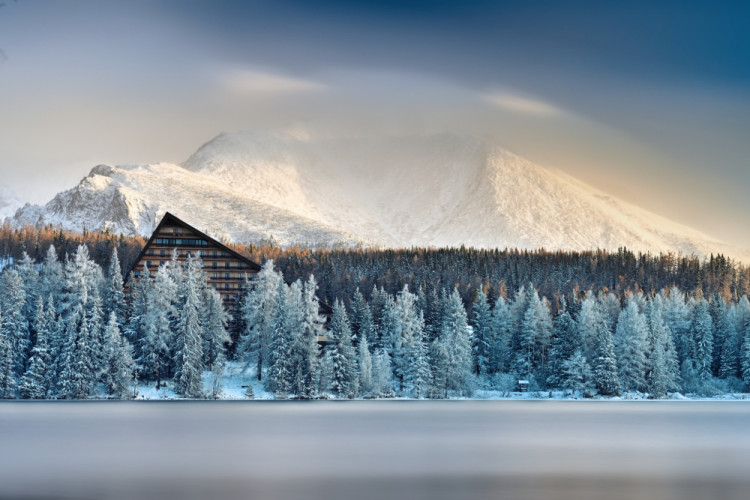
[
  {"left": 135, "top": 271, "right": 247, "bottom": 284},
  {"left": 144, "top": 259, "right": 245, "bottom": 270},
  {"left": 154, "top": 238, "right": 209, "bottom": 247},
  {"left": 149, "top": 249, "right": 230, "bottom": 258}
]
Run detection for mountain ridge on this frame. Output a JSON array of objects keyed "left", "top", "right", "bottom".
[{"left": 8, "top": 132, "right": 749, "bottom": 261}]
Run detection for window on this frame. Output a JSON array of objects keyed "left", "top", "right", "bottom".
[
  {"left": 213, "top": 251, "right": 217, "bottom": 257},
  {"left": 225, "top": 262, "right": 230, "bottom": 269},
  {"left": 148, "top": 249, "right": 154, "bottom": 255},
  {"left": 224, "top": 284, "right": 229, "bottom": 290},
  {"left": 238, "top": 262, "right": 243, "bottom": 269},
  {"left": 160, "top": 249, "right": 165, "bottom": 256},
  {"left": 146, "top": 261, "right": 152, "bottom": 267},
  {"left": 200, "top": 251, "right": 205, "bottom": 257},
  {"left": 212, "top": 273, "right": 218, "bottom": 278},
  {"left": 225, "top": 273, "right": 230, "bottom": 279},
  {"left": 212, "top": 262, "right": 217, "bottom": 269}
]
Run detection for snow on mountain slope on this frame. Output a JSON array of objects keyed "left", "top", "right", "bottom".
[
  {"left": 0, "top": 183, "right": 21, "bottom": 220},
  {"left": 10, "top": 131, "right": 750, "bottom": 260},
  {"left": 183, "top": 131, "right": 749, "bottom": 260},
  {"left": 10, "top": 164, "right": 371, "bottom": 248}
]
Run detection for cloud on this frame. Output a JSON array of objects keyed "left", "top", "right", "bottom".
[
  {"left": 484, "top": 91, "right": 562, "bottom": 116},
  {"left": 221, "top": 68, "right": 326, "bottom": 97}
]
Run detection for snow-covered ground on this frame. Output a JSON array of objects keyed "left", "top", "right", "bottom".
[{"left": 126, "top": 362, "right": 750, "bottom": 401}]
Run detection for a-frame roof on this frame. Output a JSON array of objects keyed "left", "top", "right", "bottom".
[{"left": 126, "top": 211, "right": 262, "bottom": 278}]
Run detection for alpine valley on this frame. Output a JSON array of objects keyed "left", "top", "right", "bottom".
[{"left": 9, "top": 131, "right": 750, "bottom": 261}]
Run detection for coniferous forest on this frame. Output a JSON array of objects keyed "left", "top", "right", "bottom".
[{"left": 1, "top": 223, "right": 750, "bottom": 399}]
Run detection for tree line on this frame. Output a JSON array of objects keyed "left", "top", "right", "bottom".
[{"left": 1, "top": 224, "right": 750, "bottom": 398}]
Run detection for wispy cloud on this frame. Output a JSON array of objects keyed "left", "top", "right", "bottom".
[
  {"left": 221, "top": 69, "right": 326, "bottom": 97},
  {"left": 484, "top": 91, "right": 562, "bottom": 116}
]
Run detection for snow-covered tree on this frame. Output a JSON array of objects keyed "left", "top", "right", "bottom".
[
  {"left": 0, "top": 269, "right": 30, "bottom": 388},
  {"left": 139, "top": 263, "right": 177, "bottom": 387},
  {"left": 101, "top": 312, "right": 134, "bottom": 399},
  {"left": 19, "top": 296, "right": 52, "bottom": 399},
  {"left": 240, "top": 260, "right": 283, "bottom": 380},
  {"left": 614, "top": 297, "right": 649, "bottom": 392},
  {"left": 561, "top": 350, "right": 594, "bottom": 394},
  {"left": 490, "top": 295, "right": 512, "bottom": 374},
  {"left": 435, "top": 288, "right": 474, "bottom": 396},
  {"left": 371, "top": 348, "right": 394, "bottom": 397},
  {"left": 358, "top": 333, "right": 373, "bottom": 394},
  {"left": 546, "top": 299, "right": 580, "bottom": 389},
  {"left": 689, "top": 299, "right": 714, "bottom": 384},
  {"left": 471, "top": 288, "right": 493, "bottom": 378},
  {"left": 646, "top": 295, "right": 680, "bottom": 397},
  {"left": 329, "top": 300, "right": 357, "bottom": 398},
  {"left": 202, "top": 287, "right": 230, "bottom": 374},
  {"left": 174, "top": 255, "right": 205, "bottom": 398},
  {"left": 105, "top": 247, "right": 126, "bottom": 327}
]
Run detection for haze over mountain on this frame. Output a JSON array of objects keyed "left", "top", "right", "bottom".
[
  {"left": 9, "top": 131, "right": 749, "bottom": 261},
  {"left": 0, "top": 183, "right": 22, "bottom": 221}
]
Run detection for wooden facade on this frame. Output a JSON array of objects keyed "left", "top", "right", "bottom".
[{"left": 126, "top": 212, "right": 261, "bottom": 307}]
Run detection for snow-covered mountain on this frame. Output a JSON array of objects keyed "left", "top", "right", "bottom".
[
  {"left": 0, "top": 183, "right": 22, "bottom": 220},
  {"left": 10, "top": 131, "right": 750, "bottom": 260}
]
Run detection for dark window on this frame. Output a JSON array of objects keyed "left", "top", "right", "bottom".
[
  {"left": 146, "top": 261, "right": 152, "bottom": 267},
  {"left": 225, "top": 262, "right": 230, "bottom": 269},
  {"left": 225, "top": 284, "right": 229, "bottom": 290},
  {"left": 160, "top": 249, "right": 165, "bottom": 256},
  {"left": 148, "top": 249, "right": 154, "bottom": 255},
  {"left": 225, "top": 273, "right": 230, "bottom": 279},
  {"left": 212, "top": 262, "right": 217, "bottom": 269}
]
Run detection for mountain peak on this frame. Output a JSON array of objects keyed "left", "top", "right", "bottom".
[{"left": 10, "top": 132, "right": 750, "bottom": 261}]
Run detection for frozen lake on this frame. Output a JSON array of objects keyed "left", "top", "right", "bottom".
[{"left": 1, "top": 401, "right": 749, "bottom": 500}]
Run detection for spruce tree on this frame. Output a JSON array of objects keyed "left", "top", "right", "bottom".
[
  {"left": 690, "top": 299, "right": 714, "bottom": 383},
  {"left": 102, "top": 312, "right": 134, "bottom": 399},
  {"left": 614, "top": 298, "right": 649, "bottom": 392},
  {"left": 0, "top": 269, "right": 30, "bottom": 388},
  {"left": 546, "top": 299, "right": 580, "bottom": 389},
  {"left": 174, "top": 255, "right": 205, "bottom": 398},
  {"left": 329, "top": 300, "right": 357, "bottom": 398},
  {"left": 471, "top": 288, "right": 493, "bottom": 378},
  {"left": 240, "top": 260, "right": 283, "bottom": 381},
  {"left": 358, "top": 333, "right": 373, "bottom": 395},
  {"left": 561, "top": 350, "right": 594, "bottom": 394},
  {"left": 19, "top": 296, "right": 52, "bottom": 399},
  {"left": 646, "top": 295, "right": 680, "bottom": 397}
]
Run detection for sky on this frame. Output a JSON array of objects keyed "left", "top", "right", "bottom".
[{"left": 1, "top": 0, "right": 749, "bottom": 248}]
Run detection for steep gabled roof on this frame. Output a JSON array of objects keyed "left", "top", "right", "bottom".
[{"left": 126, "top": 211, "right": 262, "bottom": 278}]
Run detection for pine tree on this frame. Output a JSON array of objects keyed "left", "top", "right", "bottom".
[
  {"left": 690, "top": 299, "right": 714, "bottom": 383},
  {"left": 561, "top": 350, "right": 594, "bottom": 394},
  {"left": 38, "top": 245, "right": 63, "bottom": 308},
  {"left": 174, "top": 255, "right": 205, "bottom": 398},
  {"left": 406, "top": 329, "right": 431, "bottom": 398},
  {"left": 202, "top": 287, "right": 230, "bottom": 374},
  {"left": 614, "top": 297, "right": 649, "bottom": 392},
  {"left": 646, "top": 295, "right": 680, "bottom": 397},
  {"left": 105, "top": 246, "right": 126, "bottom": 328},
  {"left": 436, "top": 288, "right": 474, "bottom": 396},
  {"left": 329, "top": 300, "right": 357, "bottom": 398},
  {"left": 372, "top": 348, "right": 394, "bottom": 397},
  {"left": 298, "top": 275, "right": 325, "bottom": 398},
  {"left": 590, "top": 314, "right": 620, "bottom": 396},
  {"left": 358, "top": 333, "right": 373, "bottom": 395},
  {"left": 240, "top": 260, "right": 283, "bottom": 381},
  {"left": 716, "top": 303, "right": 739, "bottom": 379},
  {"left": 1, "top": 269, "right": 30, "bottom": 389},
  {"left": 490, "top": 295, "right": 512, "bottom": 374},
  {"left": 102, "top": 312, "right": 134, "bottom": 399},
  {"left": 471, "top": 288, "right": 493, "bottom": 378},
  {"left": 268, "top": 279, "right": 292, "bottom": 397},
  {"left": 19, "top": 296, "right": 52, "bottom": 399},
  {"left": 139, "top": 263, "right": 176, "bottom": 387},
  {"left": 546, "top": 299, "right": 580, "bottom": 389}
]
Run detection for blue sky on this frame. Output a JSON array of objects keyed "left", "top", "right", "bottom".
[{"left": 1, "top": 0, "right": 749, "bottom": 247}]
